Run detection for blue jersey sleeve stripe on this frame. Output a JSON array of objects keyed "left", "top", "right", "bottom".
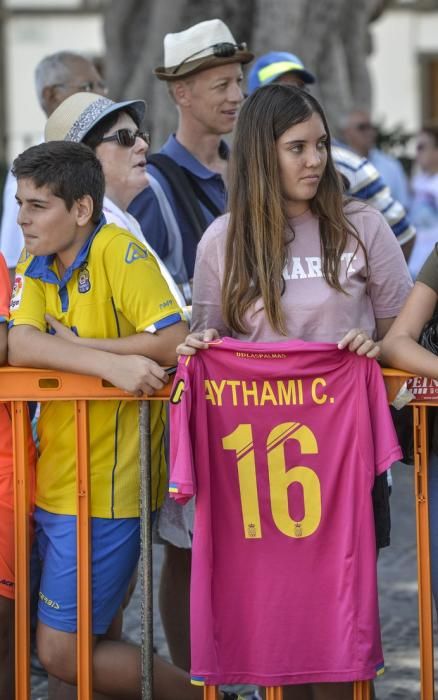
[
  {"left": 0, "top": 316, "right": 7, "bottom": 323},
  {"left": 153, "top": 312, "right": 183, "bottom": 331}
]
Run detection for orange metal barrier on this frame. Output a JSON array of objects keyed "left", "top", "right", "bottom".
[{"left": 1, "top": 367, "right": 430, "bottom": 700}]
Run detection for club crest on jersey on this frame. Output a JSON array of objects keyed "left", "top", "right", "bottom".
[
  {"left": 247, "top": 523, "right": 257, "bottom": 538},
  {"left": 125, "top": 242, "right": 148, "bottom": 264},
  {"left": 78, "top": 264, "right": 91, "bottom": 294},
  {"left": 10, "top": 274, "right": 24, "bottom": 310},
  {"left": 170, "top": 378, "right": 185, "bottom": 404}
]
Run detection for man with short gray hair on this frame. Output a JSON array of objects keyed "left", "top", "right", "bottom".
[{"left": 34, "top": 50, "right": 107, "bottom": 117}]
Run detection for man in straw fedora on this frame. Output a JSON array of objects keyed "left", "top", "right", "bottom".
[{"left": 129, "top": 18, "right": 253, "bottom": 300}]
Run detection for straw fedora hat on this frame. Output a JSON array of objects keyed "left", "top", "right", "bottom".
[
  {"left": 154, "top": 18, "right": 253, "bottom": 81},
  {"left": 45, "top": 93, "right": 145, "bottom": 143}
]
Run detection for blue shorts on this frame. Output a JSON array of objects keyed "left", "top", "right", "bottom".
[{"left": 35, "top": 507, "right": 141, "bottom": 635}]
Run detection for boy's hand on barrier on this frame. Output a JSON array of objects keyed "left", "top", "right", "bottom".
[
  {"left": 176, "top": 328, "right": 220, "bottom": 356},
  {"left": 107, "top": 355, "right": 169, "bottom": 396},
  {"left": 338, "top": 328, "right": 380, "bottom": 359}
]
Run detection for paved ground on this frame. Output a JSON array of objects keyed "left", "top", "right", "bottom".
[{"left": 31, "top": 462, "right": 431, "bottom": 699}]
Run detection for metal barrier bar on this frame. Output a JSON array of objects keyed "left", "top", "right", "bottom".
[
  {"left": 204, "top": 680, "right": 371, "bottom": 697},
  {"left": 139, "top": 401, "right": 153, "bottom": 700},
  {"left": 414, "top": 405, "right": 435, "bottom": 700},
  {"left": 2, "top": 367, "right": 430, "bottom": 699},
  {"left": 5, "top": 369, "right": 170, "bottom": 700},
  {"left": 12, "top": 400, "right": 30, "bottom": 700},
  {"left": 76, "top": 399, "right": 93, "bottom": 699},
  {"left": 354, "top": 680, "right": 371, "bottom": 700}
]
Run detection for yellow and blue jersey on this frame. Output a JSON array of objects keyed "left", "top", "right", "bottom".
[{"left": 9, "top": 219, "right": 183, "bottom": 518}]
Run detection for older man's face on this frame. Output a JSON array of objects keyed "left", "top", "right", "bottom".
[{"left": 45, "top": 57, "right": 107, "bottom": 116}]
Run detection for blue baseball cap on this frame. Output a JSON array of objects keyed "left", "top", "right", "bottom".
[{"left": 247, "top": 51, "right": 315, "bottom": 95}]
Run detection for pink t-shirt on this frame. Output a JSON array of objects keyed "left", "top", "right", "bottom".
[
  {"left": 191, "top": 204, "right": 413, "bottom": 341},
  {"left": 170, "top": 338, "right": 402, "bottom": 686}
]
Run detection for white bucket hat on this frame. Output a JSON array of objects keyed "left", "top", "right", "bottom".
[
  {"left": 154, "top": 18, "right": 253, "bottom": 81},
  {"left": 45, "top": 92, "right": 145, "bottom": 143}
]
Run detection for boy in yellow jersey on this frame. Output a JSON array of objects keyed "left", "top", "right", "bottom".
[{"left": 8, "top": 141, "right": 200, "bottom": 699}]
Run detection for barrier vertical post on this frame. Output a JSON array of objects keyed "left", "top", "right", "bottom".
[
  {"left": 12, "top": 400, "right": 30, "bottom": 700},
  {"left": 413, "top": 404, "right": 435, "bottom": 700},
  {"left": 76, "top": 399, "right": 93, "bottom": 699},
  {"left": 140, "top": 400, "right": 153, "bottom": 700},
  {"left": 354, "top": 680, "right": 371, "bottom": 699}
]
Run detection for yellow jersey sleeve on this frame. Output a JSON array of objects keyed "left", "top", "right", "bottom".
[
  {"left": 9, "top": 254, "right": 46, "bottom": 332},
  {"left": 102, "top": 232, "right": 183, "bottom": 332}
]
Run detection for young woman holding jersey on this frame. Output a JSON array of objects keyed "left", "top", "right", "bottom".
[{"left": 177, "top": 85, "right": 412, "bottom": 700}]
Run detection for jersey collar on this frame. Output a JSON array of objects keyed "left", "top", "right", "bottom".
[
  {"left": 25, "top": 215, "right": 106, "bottom": 287},
  {"left": 161, "top": 134, "right": 229, "bottom": 179}
]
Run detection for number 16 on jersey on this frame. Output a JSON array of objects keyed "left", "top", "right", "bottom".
[{"left": 222, "top": 421, "right": 322, "bottom": 540}]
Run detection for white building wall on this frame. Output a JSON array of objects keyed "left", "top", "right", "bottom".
[
  {"left": 370, "top": 8, "right": 438, "bottom": 133},
  {"left": 5, "top": 14, "right": 103, "bottom": 162}
]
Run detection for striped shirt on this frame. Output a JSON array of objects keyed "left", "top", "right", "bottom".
[{"left": 332, "top": 144, "right": 415, "bottom": 247}]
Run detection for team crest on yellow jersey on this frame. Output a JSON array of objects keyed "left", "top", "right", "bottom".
[
  {"left": 10, "top": 274, "right": 24, "bottom": 310},
  {"left": 78, "top": 264, "right": 91, "bottom": 293},
  {"left": 125, "top": 242, "right": 148, "bottom": 264}
]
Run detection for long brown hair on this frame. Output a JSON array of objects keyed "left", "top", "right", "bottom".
[{"left": 222, "top": 83, "right": 366, "bottom": 335}]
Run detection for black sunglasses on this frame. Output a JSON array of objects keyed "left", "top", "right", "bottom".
[
  {"left": 99, "top": 129, "right": 150, "bottom": 147},
  {"left": 172, "top": 42, "right": 246, "bottom": 75}
]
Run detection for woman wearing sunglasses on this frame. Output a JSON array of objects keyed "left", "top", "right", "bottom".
[{"left": 44, "top": 92, "right": 183, "bottom": 305}]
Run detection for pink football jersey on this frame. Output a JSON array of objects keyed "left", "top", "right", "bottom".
[{"left": 169, "top": 338, "right": 401, "bottom": 686}]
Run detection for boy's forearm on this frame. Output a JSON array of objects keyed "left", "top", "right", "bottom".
[
  {"left": 8, "top": 324, "right": 173, "bottom": 396},
  {"left": 8, "top": 324, "right": 114, "bottom": 380},
  {"left": 72, "top": 321, "right": 188, "bottom": 366}
]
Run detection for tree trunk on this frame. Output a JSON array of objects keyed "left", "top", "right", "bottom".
[
  {"left": 103, "top": 0, "right": 255, "bottom": 148},
  {"left": 103, "top": 0, "right": 384, "bottom": 148}
]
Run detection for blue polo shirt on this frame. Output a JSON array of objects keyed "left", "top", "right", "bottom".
[{"left": 128, "top": 134, "right": 228, "bottom": 279}]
